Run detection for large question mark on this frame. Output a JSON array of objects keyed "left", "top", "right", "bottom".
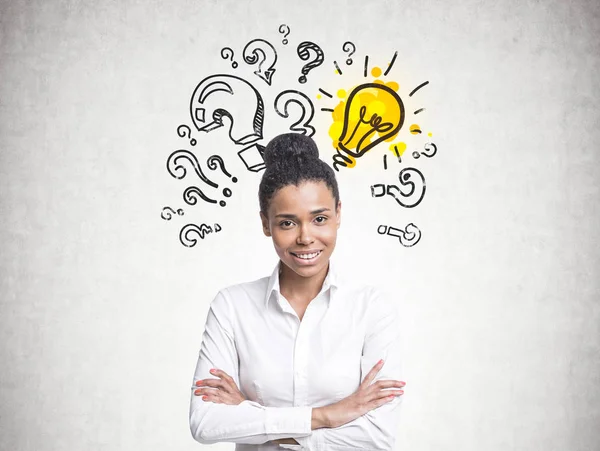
[
  {"left": 278, "top": 24, "right": 290, "bottom": 45},
  {"left": 274, "top": 90, "right": 316, "bottom": 137},
  {"left": 220, "top": 47, "right": 238, "bottom": 68},
  {"left": 176, "top": 125, "right": 196, "bottom": 146},
  {"left": 243, "top": 39, "right": 278, "bottom": 85},
  {"left": 342, "top": 41, "right": 356, "bottom": 65},
  {"left": 190, "top": 74, "right": 265, "bottom": 146},
  {"left": 166, "top": 149, "right": 218, "bottom": 188},
  {"left": 297, "top": 41, "right": 324, "bottom": 84}
]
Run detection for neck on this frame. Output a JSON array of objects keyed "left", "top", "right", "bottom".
[{"left": 279, "top": 260, "right": 330, "bottom": 304}]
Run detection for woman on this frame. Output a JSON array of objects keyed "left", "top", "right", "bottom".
[{"left": 189, "top": 133, "right": 406, "bottom": 450}]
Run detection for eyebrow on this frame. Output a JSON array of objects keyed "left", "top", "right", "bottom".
[{"left": 275, "top": 208, "right": 331, "bottom": 219}]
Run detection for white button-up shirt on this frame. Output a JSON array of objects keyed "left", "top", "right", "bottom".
[{"left": 189, "top": 260, "right": 403, "bottom": 450}]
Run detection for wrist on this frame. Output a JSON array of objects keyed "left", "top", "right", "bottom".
[{"left": 311, "top": 406, "right": 330, "bottom": 429}]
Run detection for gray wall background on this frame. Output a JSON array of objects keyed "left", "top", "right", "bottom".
[{"left": 1, "top": 0, "right": 599, "bottom": 450}]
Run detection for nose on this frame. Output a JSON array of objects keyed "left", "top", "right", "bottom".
[{"left": 296, "top": 223, "right": 314, "bottom": 245}]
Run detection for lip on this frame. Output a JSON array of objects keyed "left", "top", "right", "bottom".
[{"left": 290, "top": 250, "right": 322, "bottom": 265}]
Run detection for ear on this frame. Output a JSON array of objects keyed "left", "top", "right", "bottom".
[
  {"left": 335, "top": 200, "right": 342, "bottom": 229},
  {"left": 259, "top": 211, "right": 271, "bottom": 237}
]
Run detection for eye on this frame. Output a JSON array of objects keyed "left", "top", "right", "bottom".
[
  {"left": 279, "top": 220, "right": 295, "bottom": 228},
  {"left": 314, "top": 216, "right": 328, "bottom": 224}
]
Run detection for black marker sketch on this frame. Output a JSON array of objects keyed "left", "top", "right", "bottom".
[
  {"left": 409, "top": 80, "right": 429, "bottom": 97},
  {"left": 177, "top": 125, "right": 197, "bottom": 146},
  {"left": 207, "top": 155, "right": 238, "bottom": 183},
  {"left": 343, "top": 41, "right": 356, "bottom": 65},
  {"left": 238, "top": 143, "right": 266, "bottom": 172},
  {"left": 243, "top": 39, "right": 278, "bottom": 86},
  {"left": 383, "top": 154, "right": 388, "bottom": 170},
  {"left": 167, "top": 150, "right": 217, "bottom": 188},
  {"left": 414, "top": 108, "right": 425, "bottom": 115},
  {"left": 297, "top": 41, "right": 325, "bottom": 83},
  {"left": 333, "top": 60, "right": 343, "bottom": 75},
  {"left": 190, "top": 74, "right": 264, "bottom": 145},
  {"left": 318, "top": 88, "right": 333, "bottom": 98},
  {"left": 184, "top": 186, "right": 226, "bottom": 207},
  {"left": 370, "top": 167, "right": 426, "bottom": 208},
  {"left": 333, "top": 83, "right": 404, "bottom": 171},
  {"left": 320, "top": 108, "right": 334, "bottom": 113},
  {"left": 279, "top": 24, "right": 290, "bottom": 45},
  {"left": 383, "top": 51, "right": 398, "bottom": 76},
  {"left": 377, "top": 223, "right": 421, "bottom": 247},
  {"left": 274, "top": 90, "right": 316, "bottom": 137},
  {"left": 179, "top": 223, "right": 222, "bottom": 247},
  {"left": 413, "top": 142, "right": 437, "bottom": 160},
  {"left": 161, "top": 207, "right": 184, "bottom": 221},
  {"left": 364, "top": 55, "right": 369, "bottom": 77},
  {"left": 220, "top": 47, "right": 238, "bottom": 69},
  {"left": 393, "top": 146, "right": 402, "bottom": 163}
]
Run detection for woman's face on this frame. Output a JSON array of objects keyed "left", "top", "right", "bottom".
[{"left": 260, "top": 180, "right": 341, "bottom": 281}]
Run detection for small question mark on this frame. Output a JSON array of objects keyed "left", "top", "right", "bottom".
[
  {"left": 207, "top": 155, "right": 238, "bottom": 200},
  {"left": 279, "top": 24, "right": 290, "bottom": 45},
  {"left": 297, "top": 41, "right": 325, "bottom": 84},
  {"left": 161, "top": 207, "right": 185, "bottom": 221},
  {"left": 412, "top": 142, "right": 437, "bottom": 159},
  {"left": 342, "top": 41, "right": 356, "bottom": 65},
  {"left": 220, "top": 47, "right": 238, "bottom": 68},
  {"left": 177, "top": 125, "right": 196, "bottom": 146}
]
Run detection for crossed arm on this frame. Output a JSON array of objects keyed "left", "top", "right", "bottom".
[{"left": 189, "top": 289, "right": 405, "bottom": 449}]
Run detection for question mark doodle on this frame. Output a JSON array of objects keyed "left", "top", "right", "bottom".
[
  {"left": 412, "top": 142, "right": 438, "bottom": 159},
  {"left": 176, "top": 125, "right": 197, "bottom": 146},
  {"left": 207, "top": 155, "right": 238, "bottom": 183},
  {"left": 190, "top": 74, "right": 265, "bottom": 146},
  {"left": 377, "top": 223, "right": 421, "bottom": 247},
  {"left": 274, "top": 90, "right": 316, "bottom": 137},
  {"left": 279, "top": 24, "right": 290, "bottom": 45},
  {"left": 179, "top": 223, "right": 223, "bottom": 247},
  {"left": 166, "top": 150, "right": 218, "bottom": 188},
  {"left": 297, "top": 41, "right": 325, "bottom": 84},
  {"left": 183, "top": 186, "right": 227, "bottom": 207},
  {"left": 220, "top": 47, "right": 238, "bottom": 68},
  {"left": 161, "top": 207, "right": 184, "bottom": 221},
  {"left": 238, "top": 143, "right": 266, "bottom": 172},
  {"left": 243, "top": 39, "right": 278, "bottom": 85},
  {"left": 342, "top": 41, "right": 356, "bottom": 65},
  {"left": 370, "top": 167, "right": 426, "bottom": 208}
]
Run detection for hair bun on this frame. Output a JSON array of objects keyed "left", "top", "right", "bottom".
[{"left": 263, "top": 133, "right": 320, "bottom": 168}]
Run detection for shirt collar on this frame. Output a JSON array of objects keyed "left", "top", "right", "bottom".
[{"left": 264, "top": 259, "right": 339, "bottom": 307}]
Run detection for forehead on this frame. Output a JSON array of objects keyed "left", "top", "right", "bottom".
[{"left": 269, "top": 181, "right": 335, "bottom": 213}]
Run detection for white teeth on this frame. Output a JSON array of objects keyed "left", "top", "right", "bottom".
[{"left": 294, "top": 251, "right": 320, "bottom": 260}]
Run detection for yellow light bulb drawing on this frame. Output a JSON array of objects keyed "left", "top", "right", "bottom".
[{"left": 332, "top": 83, "right": 404, "bottom": 169}]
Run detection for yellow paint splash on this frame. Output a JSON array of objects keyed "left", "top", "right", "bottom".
[
  {"left": 389, "top": 142, "right": 407, "bottom": 155},
  {"left": 371, "top": 67, "right": 382, "bottom": 77},
  {"left": 328, "top": 81, "right": 403, "bottom": 159},
  {"left": 409, "top": 124, "right": 421, "bottom": 135}
]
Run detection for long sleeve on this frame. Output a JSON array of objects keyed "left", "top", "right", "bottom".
[
  {"left": 189, "top": 290, "right": 314, "bottom": 445},
  {"left": 295, "top": 288, "right": 404, "bottom": 451}
]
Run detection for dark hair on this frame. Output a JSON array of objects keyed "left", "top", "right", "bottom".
[{"left": 258, "top": 133, "right": 340, "bottom": 214}]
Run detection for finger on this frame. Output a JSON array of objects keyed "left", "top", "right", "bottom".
[
  {"left": 369, "top": 389, "right": 404, "bottom": 402},
  {"left": 361, "top": 359, "right": 385, "bottom": 387},
  {"left": 199, "top": 378, "right": 226, "bottom": 390},
  {"left": 370, "top": 392, "right": 399, "bottom": 409},
  {"left": 193, "top": 387, "right": 220, "bottom": 396},
  {"left": 373, "top": 379, "right": 406, "bottom": 390},
  {"left": 209, "top": 369, "right": 236, "bottom": 391}
]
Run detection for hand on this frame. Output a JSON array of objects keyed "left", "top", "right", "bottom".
[
  {"left": 322, "top": 359, "right": 405, "bottom": 429},
  {"left": 193, "top": 368, "right": 247, "bottom": 405}
]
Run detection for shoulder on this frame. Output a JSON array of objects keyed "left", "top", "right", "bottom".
[{"left": 211, "top": 274, "right": 270, "bottom": 309}]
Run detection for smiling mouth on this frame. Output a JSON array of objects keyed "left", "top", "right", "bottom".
[{"left": 290, "top": 250, "right": 322, "bottom": 261}]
